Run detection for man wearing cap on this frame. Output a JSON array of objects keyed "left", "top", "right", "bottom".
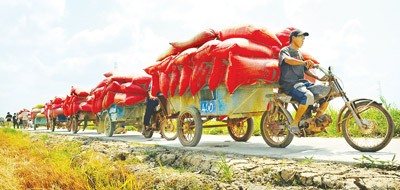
[{"left": 278, "top": 29, "right": 327, "bottom": 136}]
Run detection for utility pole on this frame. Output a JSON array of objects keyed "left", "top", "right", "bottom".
[{"left": 114, "top": 61, "right": 118, "bottom": 71}]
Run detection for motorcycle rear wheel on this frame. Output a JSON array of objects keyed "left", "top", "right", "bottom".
[{"left": 260, "top": 107, "right": 294, "bottom": 148}]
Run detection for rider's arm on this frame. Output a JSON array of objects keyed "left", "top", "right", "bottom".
[{"left": 284, "top": 56, "right": 315, "bottom": 69}]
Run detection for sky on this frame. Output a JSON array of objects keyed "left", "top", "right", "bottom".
[{"left": 1, "top": 0, "right": 399, "bottom": 116}]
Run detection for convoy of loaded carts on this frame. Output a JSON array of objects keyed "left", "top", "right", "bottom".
[{"left": 26, "top": 25, "right": 395, "bottom": 152}]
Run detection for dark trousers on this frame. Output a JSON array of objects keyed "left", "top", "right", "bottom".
[{"left": 143, "top": 98, "right": 159, "bottom": 126}]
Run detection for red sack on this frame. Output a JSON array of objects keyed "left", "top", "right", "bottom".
[
  {"left": 94, "top": 79, "right": 108, "bottom": 89},
  {"left": 52, "top": 107, "right": 64, "bottom": 117},
  {"left": 124, "top": 95, "right": 146, "bottom": 106},
  {"left": 193, "top": 39, "right": 221, "bottom": 61},
  {"left": 92, "top": 98, "right": 103, "bottom": 114},
  {"left": 72, "top": 102, "right": 80, "bottom": 115},
  {"left": 71, "top": 86, "right": 90, "bottom": 97},
  {"left": 301, "top": 51, "right": 320, "bottom": 83},
  {"left": 53, "top": 96, "right": 64, "bottom": 104},
  {"left": 275, "top": 27, "right": 296, "bottom": 47},
  {"left": 190, "top": 60, "right": 212, "bottom": 95},
  {"left": 105, "top": 81, "right": 121, "bottom": 93},
  {"left": 179, "top": 65, "right": 193, "bottom": 96},
  {"left": 92, "top": 87, "right": 104, "bottom": 96},
  {"left": 86, "top": 95, "right": 94, "bottom": 104},
  {"left": 107, "top": 75, "right": 134, "bottom": 84},
  {"left": 156, "top": 46, "right": 180, "bottom": 61},
  {"left": 120, "top": 82, "right": 147, "bottom": 96},
  {"left": 168, "top": 47, "right": 197, "bottom": 67},
  {"left": 79, "top": 102, "right": 92, "bottom": 112},
  {"left": 159, "top": 72, "right": 170, "bottom": 98},
  {"left": 131, "top": 76, "right": 151, "bottom": 89},
  {"left": 102, "top": 92, "right": 116, "bottom": 109},
  {"left": 52, "top": 103, "right": 62, "bottom": 110},
  {"left": 144, "top": 55, "right": 175, "bottom": 75},
  {"left": 208, "top": 58, "right": 229, "bottom": 90},
  {"left": 169, "top": 68, "right": 181, "bottom": 97},
  {"left": 170, "top": 28, "right": 218, "bottom": 50},
  {"left": 218, "top": 25, "right": 282, "bottom": 47},
  {"left": 151, "top": 74, "right": 160, "bottom": 97},
  {"left": 210, "top": 38, "right": 273, "bottom": 58},
  {"left": 63, "top": 96, "right": 71, "bottom": 117},
  {"left": 226, "top": 53, "right": 280, "bottom": 94},
  {"left": 103, "top": 71, "right": 113, "bottom": 77}
]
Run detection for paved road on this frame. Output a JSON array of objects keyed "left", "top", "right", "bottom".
[{"left": 27, "top": 128, "right": 400, "bottom": 164}]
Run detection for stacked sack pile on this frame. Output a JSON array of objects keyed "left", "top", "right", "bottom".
[
  {"left": 44, "top": 96, "right": 65, "bottom": 119},
  {"left": 63, "top": 86, "right": 92, "bottom": 117},
  {"left": 31, "top": 104, "right": 45, "bottom": 120},
  {"left": 90, "top": 72, "right": 152, "bottom": 114},
  {"left": 18, "top": 108, "right": 30, "bottom": 120},
  {"left": 144, "top": 25, "right": 320, "bottom": 97}
]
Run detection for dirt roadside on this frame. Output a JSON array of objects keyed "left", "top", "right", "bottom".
[{"left": 31, "top": 133, "right": 400, "bottom": 190}]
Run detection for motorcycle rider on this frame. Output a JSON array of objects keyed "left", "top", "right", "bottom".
[
  {"left": 142, "top": 82, "right": 159, "bottom": 135},
  {"left": 278, "top": 29, "right": 329, "bottom": 136}
]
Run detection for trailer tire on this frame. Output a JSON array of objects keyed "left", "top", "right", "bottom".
[
  {"left": 103, "top": 113, "right": 115, "bottom": 137},
  {"left": 227, "top": 118, "right": 254, "bottom": 142},
  {"left": 178, "top": 106, "right": 202, "bottom": 147},
  {"left": 97, "top": 113, "right": 105, "bottom": 134},
  {"left": 72, "top": 116, "right": 79, "bottom": 134}
]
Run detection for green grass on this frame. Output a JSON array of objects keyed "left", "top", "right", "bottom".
[{"left": 215, "top": 154, "right": 233, "bottom": 183}]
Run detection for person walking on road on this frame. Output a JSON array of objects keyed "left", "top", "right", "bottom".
[
  {"left": 12, "top": 113, "right": 18, "bottom": 129},
  {"left": 5, "top": 112, "right": 12, "bottom": 128}
]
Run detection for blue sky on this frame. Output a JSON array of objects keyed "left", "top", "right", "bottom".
[{"left": 1, "top": 0, "right": 399, "bottom": 115}]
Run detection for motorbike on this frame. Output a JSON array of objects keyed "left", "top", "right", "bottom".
[{"left": 260, "top": 65, "right": 394, "bottom": 152}]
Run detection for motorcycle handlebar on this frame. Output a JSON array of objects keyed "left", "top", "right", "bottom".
[{"left": 313, "top": 64, "right": 330, "bottom": 75}]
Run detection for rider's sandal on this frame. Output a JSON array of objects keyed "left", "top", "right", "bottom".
[{"left": 289, "top": 126, "right": 301, "bottom": 137}]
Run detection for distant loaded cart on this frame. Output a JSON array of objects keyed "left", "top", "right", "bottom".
[
  {"left": 64, "top": 86, "right": 98, "bottom": 134},
  {"left": 93, "top": 73, "right": 178, "bottom": 139},
  {"left": 31, "top": 104, "right": 47, "bottom": 130},
  {"left": 44, "top": 96, "right": 68, "bottom": 132}
]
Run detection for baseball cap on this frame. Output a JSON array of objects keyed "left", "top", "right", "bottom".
[{"left": 289, "top": 29, "right": 309, "bottom": 42}]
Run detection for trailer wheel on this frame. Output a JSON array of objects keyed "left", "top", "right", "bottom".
[
  {"left": 103, "top": 113, "right": 115, "bottom": 137},
  {"left": 66, "top": 118, "right": 72, "bottom": 132},
  {"left": 97, "top": 113, "right": 105, "bottom": 134},
  {"left": 82, "top": 114, "right": 88, "bottom": 131},
  {"left": 72, "top": 116, "right": 79, "bottom": 134},
  {"left": 46, "top": 119, "right": 50, "bottom": 130},
  {"left": 50, "top": 118, "right": 55, "bottom": 132},
  {"left": 227, "top": 118, "right": 254, "bottom": 142},
  {"left": 178, "top": 106, "right": 202, "bottom": 147}
]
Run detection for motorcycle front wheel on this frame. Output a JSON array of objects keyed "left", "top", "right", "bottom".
[{"left": 341, "top": 101, "right": 394, "bottom": 152}]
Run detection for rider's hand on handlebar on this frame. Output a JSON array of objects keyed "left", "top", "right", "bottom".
[{"left": 304, "top": 60, "right": 314, "bottom": 69}]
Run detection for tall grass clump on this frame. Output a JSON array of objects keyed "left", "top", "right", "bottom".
[
  {"left": 0, "top": 128, "right": 147, "bottom": 190},
  {"left": 381, "top": 96, "right": 400, "bottom": 137}
]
